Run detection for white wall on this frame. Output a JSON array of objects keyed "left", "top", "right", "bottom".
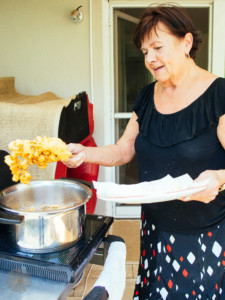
[{"left": 0, "top": 0, "right": 91, "bottom": 99}]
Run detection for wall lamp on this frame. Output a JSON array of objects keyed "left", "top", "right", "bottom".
[{"left": 70, "top": 5, "right": 83, "bottom": 23}]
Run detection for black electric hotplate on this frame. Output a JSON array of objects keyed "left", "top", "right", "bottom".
[{"left": 0, "top": 214, "right": 113, "bottom": 284}]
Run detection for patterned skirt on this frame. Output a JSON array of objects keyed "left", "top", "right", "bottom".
[{"left": 133, "top": 213, "right": 225, "bottom": 300}]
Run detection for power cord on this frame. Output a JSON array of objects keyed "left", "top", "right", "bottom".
[{"left": 81, "top": 264, "right": 94, "bottom": 299}]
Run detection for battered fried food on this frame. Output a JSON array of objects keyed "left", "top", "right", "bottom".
[{"left": 4, "top": 137, "right": 71, "bottom": 184}]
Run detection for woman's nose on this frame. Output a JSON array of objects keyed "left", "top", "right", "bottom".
[{"left": 145, "top": 50, "right": 156, "bottom": 63}]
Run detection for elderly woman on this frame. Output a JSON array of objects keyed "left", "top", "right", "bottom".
[{"left": 64, "top": 4, "right": 225, "bottom": 299}]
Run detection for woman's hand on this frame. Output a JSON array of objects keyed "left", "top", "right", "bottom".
[
  {"left": 181, "top": 170, "right": 224, "bottom": 203},
  {"left": 63, "top": 143, "right": 86, "bottom": 168}
]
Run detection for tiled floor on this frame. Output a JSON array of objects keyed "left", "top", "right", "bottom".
[
  {"left": 66, "top": 262, "right": 138, "bottom": 300},
  {"left": 66, "top": 219, "right": 140, "bottom": 300}
]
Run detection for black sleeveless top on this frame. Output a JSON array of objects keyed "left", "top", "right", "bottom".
[{"left": 133, "top": 77, "right": 225, "bottom": 233}]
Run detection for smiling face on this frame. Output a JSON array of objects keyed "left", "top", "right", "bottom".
[{"left": 141, "top": 22, "right": 191, "bottom": 87}]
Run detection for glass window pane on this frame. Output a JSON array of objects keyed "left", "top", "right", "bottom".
[
  {"left": 116, "top": 119, "right": 138, "bottom": 184},
  {"left": 117, "top": 17, "right": 152, "bottom": 113}
]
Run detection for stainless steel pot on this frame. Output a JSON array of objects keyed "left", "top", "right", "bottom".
[{"left": 0, "top": 179, "right": 92, "bottom": 253}]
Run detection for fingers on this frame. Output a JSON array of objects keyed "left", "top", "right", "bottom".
[
  {"left": 64, "top": 152, "right": 85, "bottom": 168},
  {"left": 64, "top": 143, "right": 86, "bottom": 168},
  {"left": 181, "top": 196, "right": 215, "bottom": 203},
  {"left": 180, "top": 171, "right": 221, "bottom": 204},
  {"left": 67, "top": 143, "right": 76, "bottom": 153},
  {"left": 181, "top": 189, "right": 219, "bottom": 203},
  {"left": 67, "top": 143, "right": 84, "bottom": 154}
]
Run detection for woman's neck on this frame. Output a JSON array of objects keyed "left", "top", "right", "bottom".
[{"left": 160, "top": 59, "right": 199, "bottom": 90}]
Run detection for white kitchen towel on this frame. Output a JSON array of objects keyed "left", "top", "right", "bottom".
[
  {"left": 93, "top": 241, "right": 126, "bottom": 300},
  {"left": 93, "top": 174, "right": 210, "bottom": 204},
  {"left": 93, "top": 174, "right": 197, "bottom": 198}
]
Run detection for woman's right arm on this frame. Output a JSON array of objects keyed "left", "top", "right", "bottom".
[{"left": 64, "top": 112, "right": 139, "bottom": 168}]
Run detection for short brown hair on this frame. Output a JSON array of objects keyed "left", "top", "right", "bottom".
[{"left": 133, "top": 4, "right": 202, "bottom": 59}]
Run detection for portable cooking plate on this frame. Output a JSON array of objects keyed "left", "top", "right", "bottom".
[{"left": 0, "top": 214, "right": 114, "bottom": 300}]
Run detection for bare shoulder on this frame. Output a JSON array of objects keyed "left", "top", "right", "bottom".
[
  {"left": 196, "top": 69, "right": 218, "bottom": 86},
  {"left": 189, "top": 69, "right": 219, "bottom": 100}
]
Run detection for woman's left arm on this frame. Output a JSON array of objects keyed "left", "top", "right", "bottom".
[{"left": 182, "top": 114, "right": 225, "bottom": 203}]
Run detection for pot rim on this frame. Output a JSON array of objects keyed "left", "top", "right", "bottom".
[
  {"left": 0, "top": 202, "right": 87, "bottom": 215},
  {"left": 0, "top": 179, "right": 92, "bottom": 215}
]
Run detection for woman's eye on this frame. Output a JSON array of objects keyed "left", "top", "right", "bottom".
[
  {"left": 155, "top": 46, "right": 162, "bottom": 50},
  {"left": 143, "top": 52, "right": 147, "bottom": 56}
]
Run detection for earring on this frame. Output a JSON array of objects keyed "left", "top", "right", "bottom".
[{"left": 185, "top": 52, "right": 190, "bottom": 58}]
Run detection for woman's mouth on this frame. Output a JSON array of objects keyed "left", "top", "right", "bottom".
[{"left": 154, "top": 66, "right": 164, "bottom": 72}]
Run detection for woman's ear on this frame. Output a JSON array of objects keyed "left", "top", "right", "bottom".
[{"left": 184, "top": 32, "right": 193, "bottom": 56}]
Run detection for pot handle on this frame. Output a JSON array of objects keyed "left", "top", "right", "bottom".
[
  {"left": 0, "top": 209, "right": 24, "bottom": 225},
  {"left": 60, "top": 177, "right": 94, "bottom": 189}
]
